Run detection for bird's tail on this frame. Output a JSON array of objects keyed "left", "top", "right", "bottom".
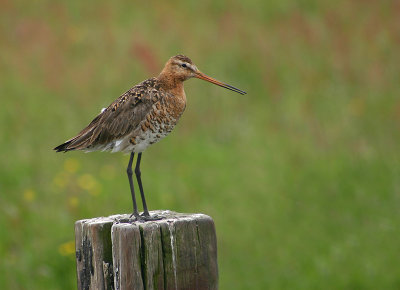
[
  {"left": 54, "top": 114, "right": 103, "bottom": 152},
  {"left": 54, "top": 140, "right": 74, "bottom": 152},
  {"left": 54, "top": 109, "right": 108, "bottom": 153},
  {"left": 53, "top": 126, "right": 98, "bottom": 152}
]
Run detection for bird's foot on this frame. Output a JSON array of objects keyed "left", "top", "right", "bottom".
[
  {"left": 139, "top": 211, "right": 163, "bottom": 221},
  {"left": 124, "top": 212, "right": 139, "bottom": 222},
  {"left": 124, "top": 211, "right": 163, "bottom": 222}
]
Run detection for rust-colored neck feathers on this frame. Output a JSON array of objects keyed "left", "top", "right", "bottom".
[
  {"left": 157, "top": 69, "right": 185, "bottom": 98},
  {"left": 157, "top": 56, "right": 192, "bottom": 100}
]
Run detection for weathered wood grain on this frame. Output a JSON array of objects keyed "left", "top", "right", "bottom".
[
  {"left": 75, "top": 217, "right": 114, "bottom": 290},
  {"left": 75, "top": 210, "right": 218, "bottom": 290}
]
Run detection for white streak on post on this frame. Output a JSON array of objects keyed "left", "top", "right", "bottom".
[{"left": 167, "top": 220, "right": 178, "bottom": 290}]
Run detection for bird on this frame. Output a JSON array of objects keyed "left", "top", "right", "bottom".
[{"left": 54, "top": 55, "right": 246, "bottom": 220}]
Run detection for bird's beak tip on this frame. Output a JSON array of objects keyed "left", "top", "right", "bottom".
[{"left": 195, "top": 72, "right": 246, "bottom": 95}]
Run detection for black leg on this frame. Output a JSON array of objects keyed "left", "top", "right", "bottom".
[
  {"left": 135, "top": 153, "right": 150, "bottom": 217},
  {"left": 127, "top": 152, "right": 139, "bottom": 218}
]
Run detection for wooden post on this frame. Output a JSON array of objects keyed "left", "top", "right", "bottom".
[{"left": 75, "top": 210, "right": 218, "bottom": 290}]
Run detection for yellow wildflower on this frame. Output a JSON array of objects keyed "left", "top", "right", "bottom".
[
  {"left": 58, "top": 240, "right": 75, "bottom": 256},
  {"left": 78, "top": 174, "right": 96, "bottom": 191},
  {"left": 23, "top": 189, "right": 35, "bottom": 202},
  {"left": 68, "top": 197, "right": 79, "bottom": 208},
  {"left": 64, "top": 158, "right": 80, "bottom": 174},
  {"left": 78, "top": 174, "right": 101, "bottom": 196}
]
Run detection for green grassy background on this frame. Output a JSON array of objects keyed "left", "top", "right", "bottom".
[{"left": 1, "top": 0, "right": 400, "bottom": 289}]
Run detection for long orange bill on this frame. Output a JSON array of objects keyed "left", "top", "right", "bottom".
[{"left": 195, "top": 72, "right": 247, "bottom": 95}]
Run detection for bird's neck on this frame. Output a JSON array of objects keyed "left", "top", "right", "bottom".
[{"left": 157, "top": 71, "right": 186, "bottom": 99}]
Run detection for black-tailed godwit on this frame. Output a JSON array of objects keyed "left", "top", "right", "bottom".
[{"left": 54, "top": 55, "right": 246, "bottom": 220}]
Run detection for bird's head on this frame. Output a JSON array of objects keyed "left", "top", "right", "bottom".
[
  {"left": 161, "top": 55, "right": 198, "bottom": 81},
  {"left": 159, "top": 55, "right": 246, "bottom": 95}
]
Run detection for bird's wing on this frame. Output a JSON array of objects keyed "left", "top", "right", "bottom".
[{"left": 54, "top": 78, "right": 160, "bottom": 152}]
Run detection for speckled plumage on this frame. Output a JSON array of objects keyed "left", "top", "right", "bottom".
[
  {"left": 55, "top": 77, "right": 186, "bottom": 153},
  {"left": 54, "top": 54, "right": 246, "bottom": 219}
]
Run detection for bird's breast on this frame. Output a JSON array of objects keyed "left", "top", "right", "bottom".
[{"left": 110, "top": 92, "right": 186, "bottom": 153}]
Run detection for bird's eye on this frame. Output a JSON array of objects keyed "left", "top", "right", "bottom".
[{"left": 181, "top": 63, "right": 187, "bottom": 68}]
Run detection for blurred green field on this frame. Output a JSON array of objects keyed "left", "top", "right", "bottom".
[{"left": 1, "top": 0, "right": 400, "bottom": 289}]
